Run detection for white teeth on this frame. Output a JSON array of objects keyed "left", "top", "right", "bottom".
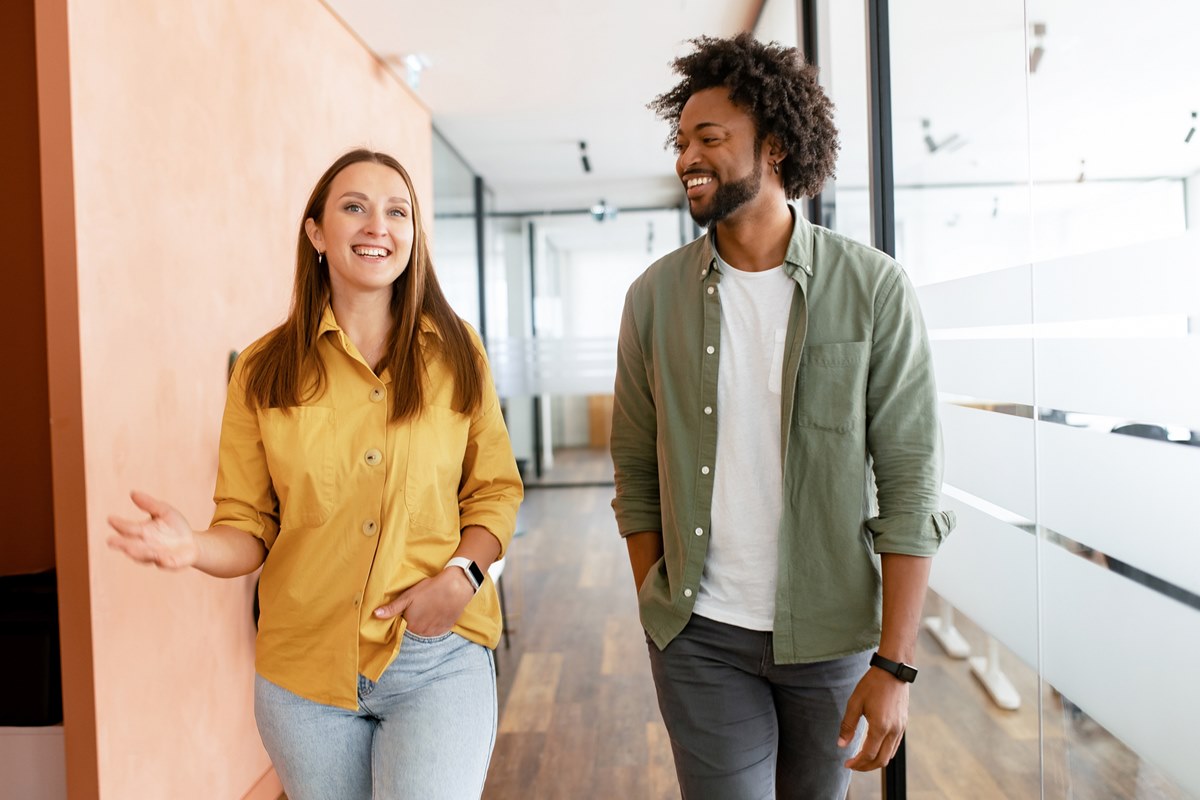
[
  {"left": 686, "top": 177, "right": 712, "bottom": 188},
  {"left": 353, "top": 246, "right": 388, "bottom": 257}
]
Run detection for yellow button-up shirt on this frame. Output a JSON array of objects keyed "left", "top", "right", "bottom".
[{"left": 212, "top": 307, "right": 523, "bottom": 709}]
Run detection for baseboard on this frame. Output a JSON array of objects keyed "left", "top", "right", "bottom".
[{"left": 0, "top": 725, "right": 66, "bottom": 800}]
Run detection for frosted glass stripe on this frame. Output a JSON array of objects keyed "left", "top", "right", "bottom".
[
  {"left": 941, "top": 404, "right": 1036, "bottom": 520},
  {"left": 1036, "top": 421, "right": 1200, "bottom": 595},
  {"left": 928, "top": 494, "right": 1038, "bottom": 667},
  {"left": 1032, "top": 230, "right": 1200, "bottom": 323},
  {"left": 488, "top": 336, "right": 617, "bottom": 397},
  {"left": 1034, "top": 338, "right": 1200, "bottom": 431},
  {"left": 930, "top": 339, "right": 1034, "bottom": 405},
  {"left": 1040, "top": 544, "right": 1200, "bottom": 798},
  {"left": 918, "top": 265, "right": 1033, "bottom": 330}
]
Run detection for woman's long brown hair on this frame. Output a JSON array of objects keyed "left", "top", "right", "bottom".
[{"left": 240, "top": 149, "right": 483, "bottom": 421}]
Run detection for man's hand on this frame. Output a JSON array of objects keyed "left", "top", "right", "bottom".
[
  {"left": 373, "top": 569, "right": 475, "bottom": 636},
  {"left": 625, "top": 530, "right": 664, "bottom": 593},
  {"left": 836, "top": 666, "right": 910, "bottom": 771}
]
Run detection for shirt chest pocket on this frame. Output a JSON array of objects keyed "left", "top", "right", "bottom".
[
  {"left": 405, "top": 405, "right": 470, "bottom": 532},
  {"left": 795, "top": 341, "right": 869, "bottom": 433},
  {"left": 260, "top": 406, "right": 337, "bottom": 528}
]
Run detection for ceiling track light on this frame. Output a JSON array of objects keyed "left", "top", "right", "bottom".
[
  {"left": 921, "top": 118, "right": 965, "bottom": 154},
  {"left": 1185, "top": 111, "right": 1197, "bottom": 144},
  {"left": 579, "top": 141, "right": 592, "bottom": 173},
  {"left": 590, "top": 199, "right": 617, "bottom": 223},
  {"left": 381, "top": 53, "right": 431, "bottom": 90},
  {"left": 1029, "top": 22, "right": 1047, "bottom": 74}
]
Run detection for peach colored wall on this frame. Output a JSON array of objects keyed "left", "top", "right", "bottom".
[
  {"left": 47, "top": 0, "right": 432, "bottom": 797},
  {"left": 35, "top": 0, "right": 98, "bottom": 794},
  {"left": 1, "top": 0, "right": 56, "bottom": 578}
]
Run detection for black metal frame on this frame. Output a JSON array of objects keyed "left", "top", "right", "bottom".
[
  {"left": 800, "top": 0, "right": 824, "bottom": 227},
  {"left": 528, "top": 220, "right": 544, "bottom": 479},
  {"left": 866, "top": 0, "right": 897, "bottom": 259},
  {"left": 800, "top": 0, "right": 907, "bottom": 793},
  {"left": 473, "top": 175, "right": 488, "bottom": 344},
  {"left": 865, "top": 0, "right": 904, "bottom": 796}
]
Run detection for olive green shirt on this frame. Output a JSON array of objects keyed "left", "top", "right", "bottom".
[{"left": 611, "top": 207, "right": 956, "bottom": 662}]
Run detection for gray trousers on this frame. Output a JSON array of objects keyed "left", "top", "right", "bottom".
[{"left": 646, "top": 614, "right": 872, "bottom": 800}]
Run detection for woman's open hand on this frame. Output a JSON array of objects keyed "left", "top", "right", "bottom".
[{"left": 107, "top": 490, "right": 200, "bottom": 570}]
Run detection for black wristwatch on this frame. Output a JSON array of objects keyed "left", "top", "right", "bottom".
[{"left": 870, "top": 652, "right": 918, "bottom": 683}]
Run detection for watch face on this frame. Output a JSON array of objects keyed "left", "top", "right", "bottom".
[
  {"left": 897, "top": 664, "right": 919, "bottom": 683},
  {"left": 466, "top": 562, "right": 485, "bottom": 590}
]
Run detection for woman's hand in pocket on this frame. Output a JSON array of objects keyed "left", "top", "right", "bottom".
[{"left": 373, "top": 569, "right": 475, "bottom": 636}]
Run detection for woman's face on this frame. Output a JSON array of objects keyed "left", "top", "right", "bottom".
[{"left": 305, "top": 161, "right": 416, "bottom": 301}]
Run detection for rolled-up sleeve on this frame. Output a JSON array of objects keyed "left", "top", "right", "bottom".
[
  {"left": 457, "top": 340, "right": 523, "bottom": 557},
  {"left": 864, "top": 269, "right": 956, "bottom": 555},
  {"left": 610, "top": 284, "right": 663, "bottom": 537},
  {"left": 210, "top": 356, "right": 280, "bottom": 548}
]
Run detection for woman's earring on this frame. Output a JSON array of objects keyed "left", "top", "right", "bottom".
[
  {"left": 317, "top": 251, "right": 325, "bottom": 264},
  {"left": 772, "top": 162, "right": 780, "bottom": 175}
]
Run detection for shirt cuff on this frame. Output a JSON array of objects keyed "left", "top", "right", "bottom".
[{"left": 866, "top": 509, "right": 956, "bottom": 556}]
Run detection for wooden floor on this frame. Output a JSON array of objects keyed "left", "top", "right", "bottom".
[{"left": 482, "top": 447, "right": 1190, "bottom": 800}]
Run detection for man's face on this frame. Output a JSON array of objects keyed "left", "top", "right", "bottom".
[{"left": 675, "top": 87, "right": 764, "bottom": 228}]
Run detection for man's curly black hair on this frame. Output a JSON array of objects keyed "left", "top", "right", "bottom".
[{"left": 649, "top": 33, "right": 839, "bottom": 200}]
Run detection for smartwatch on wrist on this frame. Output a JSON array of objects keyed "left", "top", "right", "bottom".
[
  {"left": 444, "top": 557, "right": 484, "bottom": 594},
  {"left": 870, "top": 652, "right": 918, "bottom": 683}
]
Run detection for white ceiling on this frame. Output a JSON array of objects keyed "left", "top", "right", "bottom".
[
  {"left": 324, "top": 0, "right": 756, "bottom": 214},
  {"left": 324, "top": 0, "right": 1200, "bottom": 216}
]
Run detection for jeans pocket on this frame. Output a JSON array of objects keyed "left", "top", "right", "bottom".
[{"left": 403, "top": 629, "right": 456, "bottom": 644}]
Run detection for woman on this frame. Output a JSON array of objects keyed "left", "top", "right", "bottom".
[{"left": 108, "top": 149, "right": 523, "bottom": 799}]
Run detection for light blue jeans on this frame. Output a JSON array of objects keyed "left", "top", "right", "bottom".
[{"left": 254, "top": 630, "right": 497, "bottom": 800}]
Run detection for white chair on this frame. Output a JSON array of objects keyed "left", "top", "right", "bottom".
[{"left": 489, "top": 557, "right": 511, "bottom": 651}]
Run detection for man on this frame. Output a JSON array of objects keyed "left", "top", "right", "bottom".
[{"left": 610, "top": 34, "right": 955, "bottom": 799}]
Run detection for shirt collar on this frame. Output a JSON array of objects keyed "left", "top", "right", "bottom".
[
  {"left": 699, "top": 203, "right": 815, "bottom": 282},
  {"left": 317, "top": 304, "right": 341, "bottom": 338}
]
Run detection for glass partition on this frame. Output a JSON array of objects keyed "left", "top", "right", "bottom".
[
  {"left": 1025, "top": 2, "right": 1198, "bottom": 797},
  {"left": 487, "top": 208, "right": 687, "bottom": 486},
  {"left": 883, "top": 0, "right": 1200, "bottom": 797},
  {"left": 814, "top": 0, "right": 872, "bottom": 244},
  {"left": 431, "top": 128, "right": 481, "bottom": 330}
]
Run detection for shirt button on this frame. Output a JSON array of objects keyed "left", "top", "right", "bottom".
[
  {"left": 369, "top": 387, "right": 385, "bottom": 402},
  {"left": 707, "top": 286, "right": 715, "bottom": 295},
  {"left": 695, "top": 527, "right": 704, "bottom": 536},
  {"left": 362, "top": 520, "right": 378, "bottom": 537},
  {"left": 352, "top": 593, "right": 362, "bottom": 607},
  {"left": 704, "top": 406, "right": 713, "bottom": 415},
  {"left": 684, "top": 588, "right": 693, "bottom": 598},
  {"left": 706, "top": 345, "right": 715, "bottom": 355},
  {"left": 701, "top": 466, "right": 710, "bottom": 475},
  {"left": 364, "top": 448, "right": 383, "bottom": 466}
]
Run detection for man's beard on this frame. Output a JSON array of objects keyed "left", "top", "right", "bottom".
[{"left": 689, "top": 165, "right": 762, "bottom": 228}]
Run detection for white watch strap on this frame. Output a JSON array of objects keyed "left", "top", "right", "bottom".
[{"left": 445, "top": 556, "right": 482, "bottom": 592}]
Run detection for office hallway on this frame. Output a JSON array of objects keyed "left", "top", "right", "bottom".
[{"left": 479, "top": 448, "right": 1185, "bottom": 800}]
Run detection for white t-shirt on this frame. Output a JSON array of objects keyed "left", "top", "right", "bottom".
[{"left": 693, "top": 250, "right": 795, "bottom": 631}]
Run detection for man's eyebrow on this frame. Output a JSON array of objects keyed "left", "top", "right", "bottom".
[{"left": 678, "top": 122, "right": 728, "bottom": 135}]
